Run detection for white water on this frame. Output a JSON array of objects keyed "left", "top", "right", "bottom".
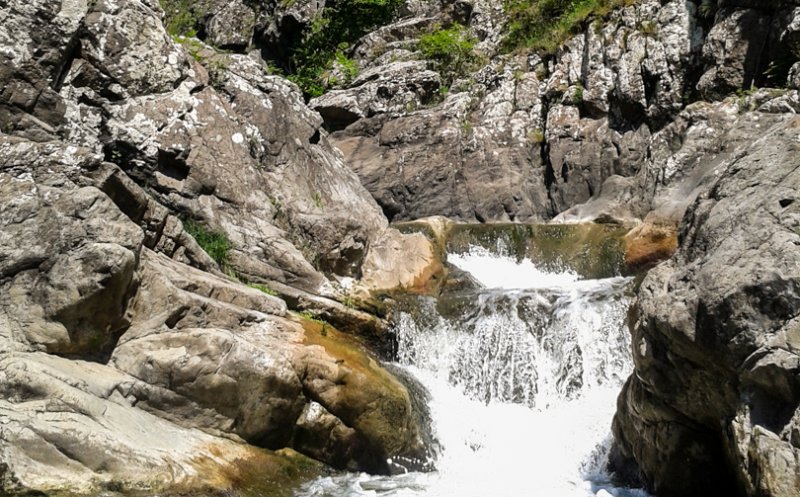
[{"left": 297, "top": 248, "right": 648, "bottom": 497}]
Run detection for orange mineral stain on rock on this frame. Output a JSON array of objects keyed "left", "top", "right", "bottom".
[
  {"left": 623, "top": 222, "right": 678, "bottom": 271},
  {"left": 190, "top": 444, "right": 322, "bottom": 497}
]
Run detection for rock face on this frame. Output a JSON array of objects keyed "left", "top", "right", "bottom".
[
  {"left": 3, "top": 0, "right": 438, "bottom": 302},
  {"left": 3, "top": 0, "right": 800, "bottom": 495},
  {"left": 0, "top": 0, "right": 436, "bottom": 494},
  {"left": 0, "top": 136, "right": 430, "bottom": 495},
  {"left": 304, "top": 0, "right": 800, "bottom": 228},
  {"left": 611, "top": 115, "right": 800, "bottom": 496}
]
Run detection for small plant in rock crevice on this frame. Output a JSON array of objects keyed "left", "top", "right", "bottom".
[
  {"left": 334, "top": 52, "right": 360, "bottom": 86},
  {"left": 528, "top": 128, "right": 545, "bottom": 144},
  {"left": 248, "top": 283, "right": 279, "bottom": 296},
  {"left": 570, "top": 83, "right": 584, "bottom": 105},
  {"left": 638, "top": 20, "right": 658, "bottom": 37},
  {"left": 183, "top": 220, "right": 232, "bottom": 268}
]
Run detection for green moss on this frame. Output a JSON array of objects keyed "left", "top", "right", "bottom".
[
  {"left": 502, "top": 0, "right": 638, "bottom": 54},
  {"left": 193, "top": 446, "right": 324, "bottom": 497},
  {"left": 184, "top": 220, "right": 232, "bottom": 268},
  {"left": 418, "top": 24, "right": 480, "bottom": 86}
]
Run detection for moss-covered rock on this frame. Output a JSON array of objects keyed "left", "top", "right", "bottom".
[{"left": 294, "top": 315, "right": 431, "bottom": 474}]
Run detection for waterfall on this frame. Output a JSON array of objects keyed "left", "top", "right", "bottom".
[{"left": 298, "top": 246, "right": 649, "bottom": 497}]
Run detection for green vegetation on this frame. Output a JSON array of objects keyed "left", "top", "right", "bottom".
[
  {"left": 172, "top": 34, "right": 206, "bottom": 61},
  {"left": 570, "top": 83, "right": 584, "bottom": 105},
  {"left": 763, "top": 39, "right": 800, "bottom": 88},
  {"left": 295, "top": 310, "right": 330, "bottom": 335},
  {"left": 159, "top": 0, "right": 201, "bottom": 37},
  {"left": 335, "top": 51, "right": 360, "bottom": 86},
  {"left": 502, "top": 0, "right": 637, "bottom": 53},
  {"left": 312, "top": 191, "right": 324, "bottom": 209},
  {"left": 697, "top": 0, "right": 716, "bottom": 21},
  {"left": 288, "top": 0, "right": 404, "bottom": 97},
  {"left": 528, "top": 128, "right": 545, "bottom": 144},
  {"left": 638, "top": 19, "right": 658, "bottom": 37},
  {"left": 248, "top": 283, "right": 279, "bottom": 296},
  {"left": 340, "top": 295, "right": 359, "bottom": 309},
  {"left": 184, "top": 220, "right": 232, "bottom": 268},
  {"left": 418, "top": 24, "right": 480, "bottom": 86}
]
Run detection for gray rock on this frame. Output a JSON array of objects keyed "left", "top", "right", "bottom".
[
  {"left": 203, "top": 0, "right": 256, "bottom": 49},
  {"left": 696, "top": 8, "right": 772, "bottom": 98},
  {"left": 611, "top": 114, "right": 800, "bottom": 497},
  {"left": 0, "top": 350, "right": 274, "bottom": 495},
  {"left": 0, "top": 133, "right": 433, "bottom": 494},
  {"left": 0, "top": 138, "right": 142, "bottom": 356},
  {"left": 329, "top": 57, "right": 550, "bottom": 222},
  {"left": 80, "top": 0, "right": 189, "bottom": 98},
  {"left": 311, "top": 61, "right": 442, "bottom": 129},
  {"left": 0, "top": 0, "right": 87, "bottom": 138}
]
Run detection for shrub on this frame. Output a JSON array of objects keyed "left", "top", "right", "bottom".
[
  {"left": 570, "top": 83, "right": 584, "bottom": 105},
  {"left": 288, "top": 0, "right": 404, "bottom": 97},
  {"left": 184, "top": 220, "right": 231, "bottom": 267},
  {"left": 418, "top": 24, "right": 479, "bottom": 86},
  {"left": 159, "top": 0, "right": 201, "bottom": 37},
  {"left": 335, "top": 51, "right": 360, "bottom": 85}
]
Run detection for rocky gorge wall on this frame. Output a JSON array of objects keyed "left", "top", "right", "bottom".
[
  {"left": 0, "top": 0, "right": 441, "bottom": 494},
  {"left": 2, "top": 0, "right": 800, "bottom": 496}
]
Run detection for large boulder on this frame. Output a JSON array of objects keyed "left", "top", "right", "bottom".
[
  {"left": 611, "top": 114, "right": 800, "bottom": 496},
  {"left": 0, "top": 139, "right": 142, "bottom": 356},
  {"left": 0, "top": 350, "right": 318, "bottom": 496}
]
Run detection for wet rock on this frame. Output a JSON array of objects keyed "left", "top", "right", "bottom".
[
  {"left": 0, "top": 350, "right": 311, "bottom": 496},
  {"left": 357, "top": 228, "right": 445, "bottom": 297},
  {"left": 622, "top": 220, "right": 678, "bottom": 271}
]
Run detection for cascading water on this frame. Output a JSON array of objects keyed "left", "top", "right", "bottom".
[{"left": 297, "top": 245, "right": 649, "bottom": 497}]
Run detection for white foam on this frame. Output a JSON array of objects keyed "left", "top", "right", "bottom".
[
  {"left": 448, "top": 246, "right": 580, "bottom": 290},
  {"left": 297, "top": 248, "right": 647, "bottom": 497}
]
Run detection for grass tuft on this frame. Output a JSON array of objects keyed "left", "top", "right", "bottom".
[
  {"left": 502, "top": 0, "right": 638, "bottom": 54},
  {"left": 184, "top": 220, "right": 232, "bottom": 268}
]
